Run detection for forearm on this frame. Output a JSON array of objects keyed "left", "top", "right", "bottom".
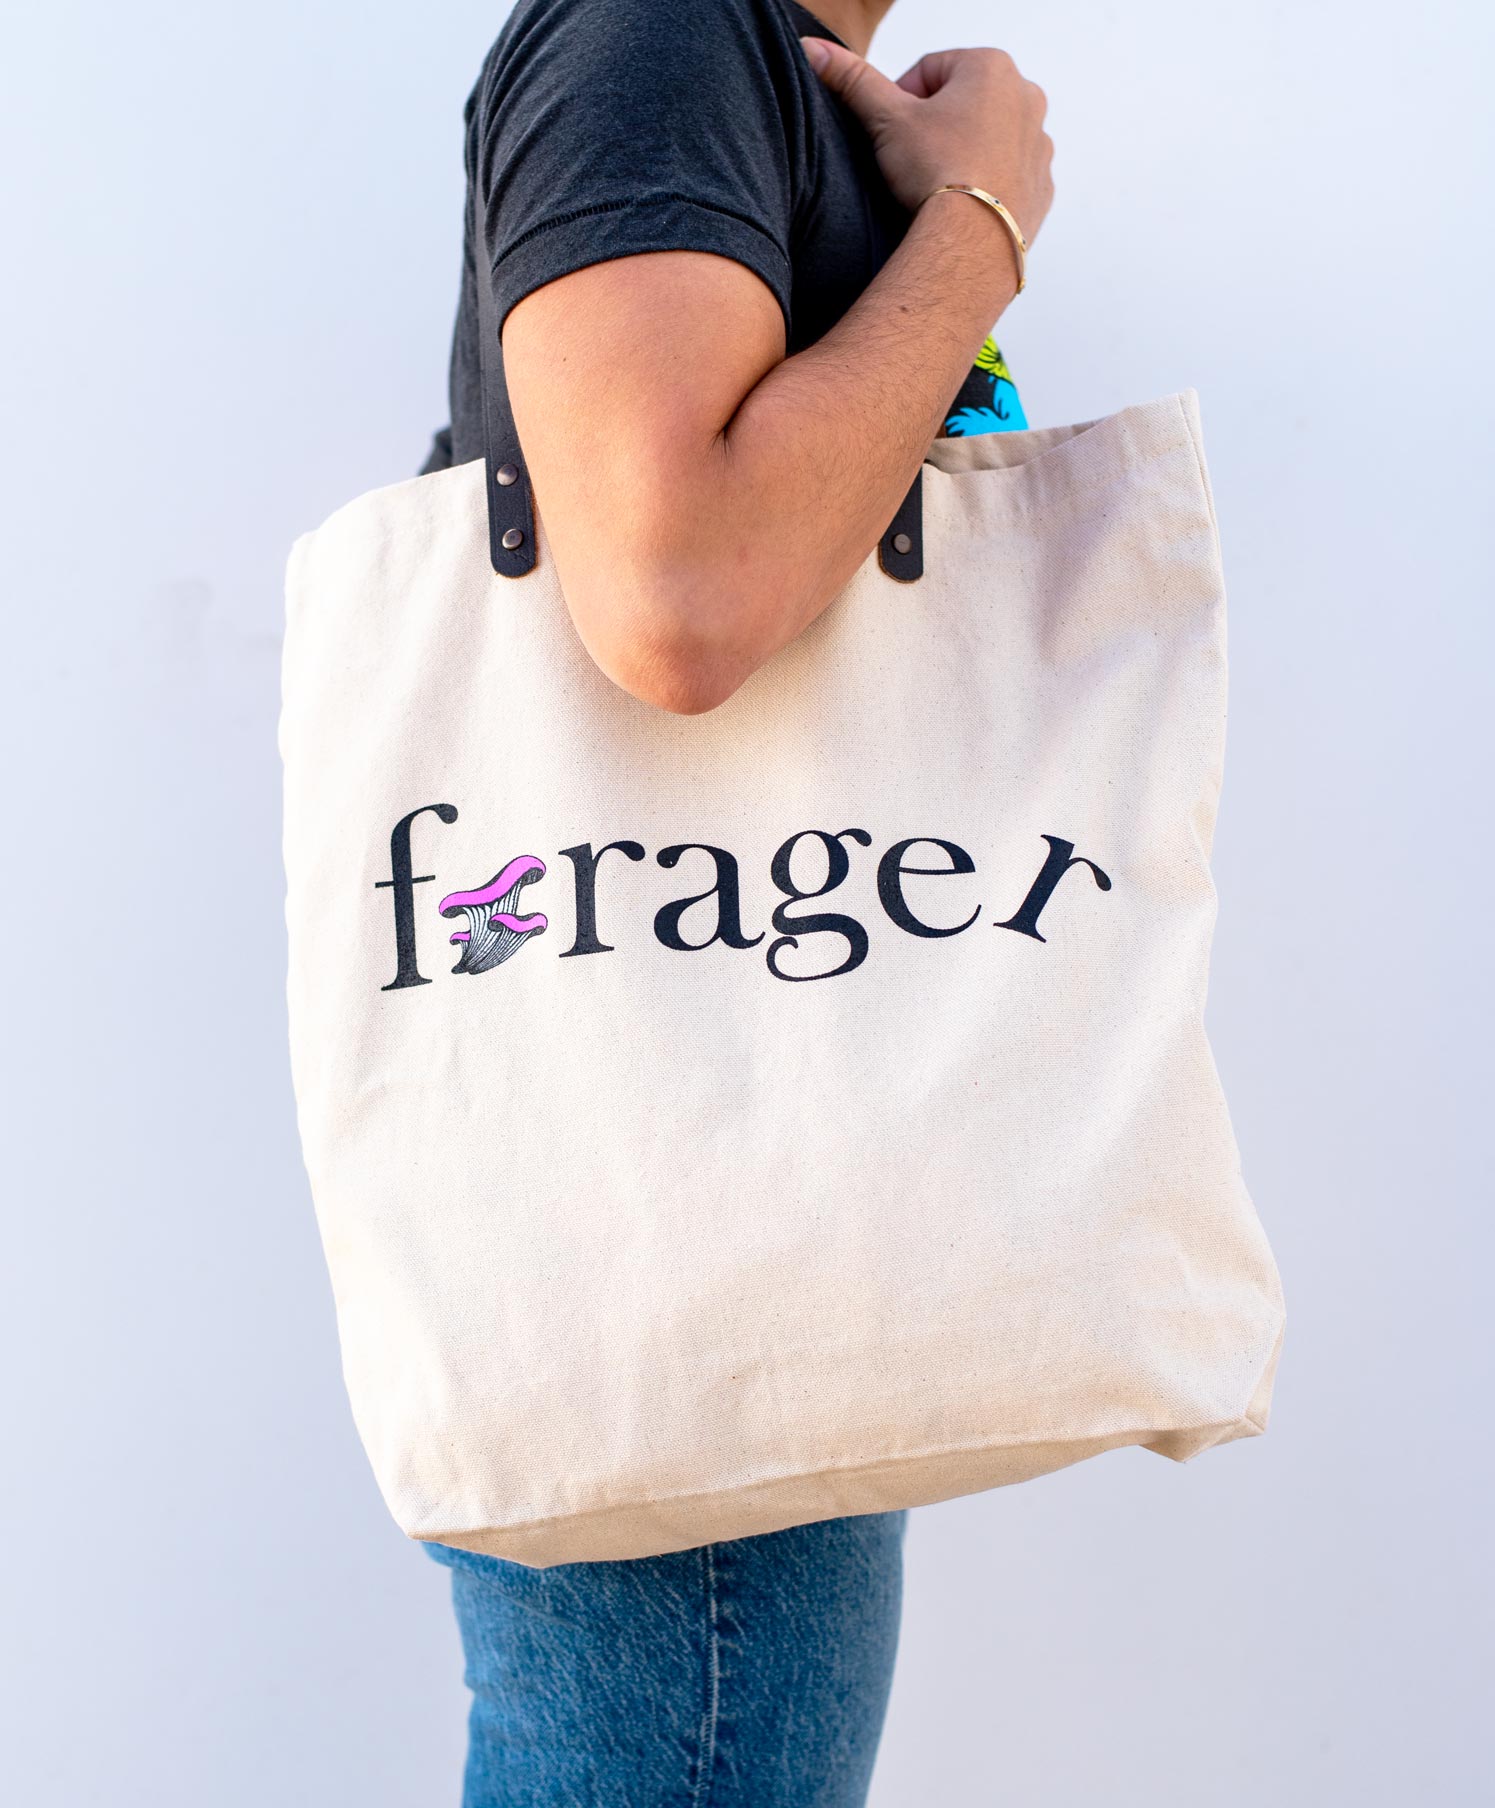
[
  {"left": 700, "top": 191, "right": 1019, "bottom": 674},
  {"left": 603, "top": 197, "right": 1017, "bottom": 712}
]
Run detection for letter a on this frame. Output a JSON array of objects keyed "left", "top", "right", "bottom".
[{"left": 654, "top": 844, "right": 765, "bottom": 952}]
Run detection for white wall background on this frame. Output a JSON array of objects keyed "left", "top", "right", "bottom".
[{"left": 2, "top": 2, "right": 1489, "bottom": 1802}]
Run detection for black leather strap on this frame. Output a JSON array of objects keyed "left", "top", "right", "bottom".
[
  {"left": 472, "top": 182, "right": 924, "bottom": 584},
  {"left": 473, "top": 185, "right": 537, "bottom": 578},
  {"left": 878, "top": 471, "right": 924, "bottom": 582}
]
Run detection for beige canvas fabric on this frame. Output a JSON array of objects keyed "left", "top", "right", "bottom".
[{"left": 280, "top": 391, "right": 1284, "bottom": 1567}]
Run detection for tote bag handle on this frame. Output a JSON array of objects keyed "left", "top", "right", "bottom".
[
  {"left": 471, "top": 188, "right": 925, "bottom": 584},
  {"left": 473, "top": 184, "right": 536, "bottom": 580}
]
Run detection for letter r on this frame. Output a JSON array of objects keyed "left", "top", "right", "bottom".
[{"left": 995, "top": 834, "right": 1112, "bottom": 943}]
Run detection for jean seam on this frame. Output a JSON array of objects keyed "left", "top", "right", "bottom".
[{"left": 691, "top": 1544, "right": 721, "bottom": 1808}]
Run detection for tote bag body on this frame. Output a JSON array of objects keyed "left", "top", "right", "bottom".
[{"left": 281, "top": 391, "right": 1284, "bottom": 1566}]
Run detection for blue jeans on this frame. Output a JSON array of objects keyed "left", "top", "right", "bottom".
[{"left": 426, "top": 1512, "right": 907, "bottom": 1806}]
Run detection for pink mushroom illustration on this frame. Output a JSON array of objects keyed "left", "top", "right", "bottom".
[{"left": 438, "top": 855, "right": 548, "bottom": 975}]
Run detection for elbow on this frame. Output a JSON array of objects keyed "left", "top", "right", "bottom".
[
  {"left": 615, "top": 636, "right": 745, "bottom": 717},
  {"left": 558, "top": 454, "right": 828, "bottom": 714},
  {"left": 574, "top": 555, "right": 763, "bottom": 718}
]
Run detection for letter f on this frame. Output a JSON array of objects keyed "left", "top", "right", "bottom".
[{"left": 376, "top": 803, "right": 458, "bottom": 990}]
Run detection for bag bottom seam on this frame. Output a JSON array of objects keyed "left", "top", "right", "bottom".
[{"left": 412, "top": 1408, "right": 1266, "bottom": 1546}]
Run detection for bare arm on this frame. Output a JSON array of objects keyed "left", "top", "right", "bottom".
[{"left": 503, "top": 42, "right": 1053, "bottom": 714}]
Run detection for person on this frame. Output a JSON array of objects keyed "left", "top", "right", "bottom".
[{"left": 420, "top": 0, "right": 1052, "bottom": 1799}]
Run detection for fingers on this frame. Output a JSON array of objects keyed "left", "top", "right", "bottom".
[
  {"left": 894, "top": 48, "right": 969, "bottom": 99},
  {"left": 895, "top": 45, "right": 1027, "bottom": 101},
  {"left": 799, "top": 37, "right": 908, "bottom": 132}
]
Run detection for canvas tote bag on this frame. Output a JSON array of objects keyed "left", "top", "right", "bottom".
[{"left": 280, "top": 238, "right": 1284, "bottom": 1565}]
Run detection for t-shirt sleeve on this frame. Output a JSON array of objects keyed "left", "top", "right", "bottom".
[{"left": 472, "top": 0, "right": 801, "bottom": 335}]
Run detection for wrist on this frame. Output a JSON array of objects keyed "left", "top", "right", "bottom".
[
  {"left": 912, "top": 188, "right": 1023, "bottom": 313},
  {"left": 919, "top": 185, "right": 1028, "bottom": 295}
]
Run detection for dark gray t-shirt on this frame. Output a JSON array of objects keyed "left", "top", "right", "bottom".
[{"left": 423, "top": 0, "right": 1023, "bottom": 474}]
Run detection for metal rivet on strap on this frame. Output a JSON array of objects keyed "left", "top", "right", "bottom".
[
  {"left": 495, "top": 463, "right": 519, "bottom": 487},
  {"left": 501, "top": 527, "right": 524, "bottom": 551},
  {"left": 892, "top": 532, "right": 913, "bottom": 555}
]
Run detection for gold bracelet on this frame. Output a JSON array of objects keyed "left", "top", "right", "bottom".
[{"left": 926, "top": 184, "right": 1028, "bottom": 292}]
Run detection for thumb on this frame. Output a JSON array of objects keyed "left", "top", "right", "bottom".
[{"left": 800, "top": 37, "right": 907, "bottom": 132}]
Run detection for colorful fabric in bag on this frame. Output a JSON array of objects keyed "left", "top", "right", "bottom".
[{"left": 280, "top": 391, "right": 1285, "bottom": 1566}]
